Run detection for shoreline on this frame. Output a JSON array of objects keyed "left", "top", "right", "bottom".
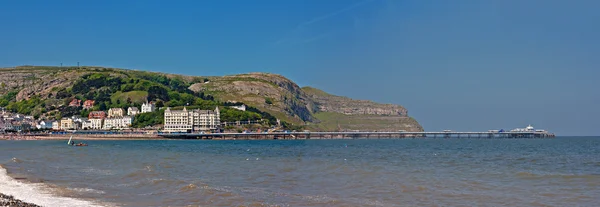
[
  {"left": 1, "top": 134, "right": 168, "bottom": 141},
  {"left": 0, "top": 166, "right": 105, "bottom": 207},
  {"left": 0, "top": 193, "right": 41, "bottom": 207}
]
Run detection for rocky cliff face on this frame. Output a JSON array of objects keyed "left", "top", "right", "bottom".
[
  {"left": 302, "top": 87, "right": 408, "bottom": 116},
  {"left": 0, "top": 67, "right": 82, "bottom": 101},
  {"left": 188, "top": 73, "right": 317, "bottom": 123}
]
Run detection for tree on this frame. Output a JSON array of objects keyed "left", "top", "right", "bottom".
[
  {"left": 99, "top": 102, "right": 107, "bottom": 111},
  {"left": 155, "top": 100, "right": 164, "bottom": 108},
  {"left": 127, "top": 97, "right": 132, "bottom": 104},
  {"left": 265, "top": 98, "right": 273, "bottom": 105}
]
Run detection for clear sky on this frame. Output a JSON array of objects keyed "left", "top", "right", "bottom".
[{"left": 1, "top": 0, "right": 599, "bottom": 135}]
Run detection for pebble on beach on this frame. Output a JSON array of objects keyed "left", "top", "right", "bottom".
[{"left": 0, "top": 193, "right": 42, "bottom": 207}]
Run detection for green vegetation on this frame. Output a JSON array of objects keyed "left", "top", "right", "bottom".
[
  {"left": 0, "top": 91, "right": 18, "bottom": 107},
  {"left": 0, "top": 66, "right": 422, "bottom": 131},
  {"left": 311, "top": 112, "right": 422, "bottom": 132},
  {"left": 111, "top": 91, "right": 148, "bottom": 105},
  {"left": 1, "top": 69, "right": 301, "bottom": 129},
  {"left": 5, "top": 96, "right": 43, "bottom": 116},
  {"left": 265, "top": 97, "right": 273, "bottom": 105},
  {"left": 220, "top": 107, "right": 262, "bottom": 122},
  {"left": 133, "top": 109, "right": 164, "bottom": 128}
]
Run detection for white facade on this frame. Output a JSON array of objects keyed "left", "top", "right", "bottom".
[
  {"left": 82, "top": 120, "right": 93, "bottom": 130},
  {"left": 102, "top": 116, "right": 133, "bottom": 129},
  {"left": 141, "top": 102, "right": 155, "bottom": 113},
  {"left": 231, "top": 105, "right": 246, "bottom": 111},
  {"left": 90, "top": 119, "right": 103, "bottom": 129},
  {"left": 128, "top": 107, "right": 140, "bottom": 116},
  {"left": 37, "top": 120, "right": 54, "bottom": 129},
  {"left": 163, "top": 107, "right": 193, "bottom": 132},
  {"left": 103, "top": 118, "right": 120, "bottom": 129},
  {"left": 52, "top": 121, "right": 60, "bottom": 130},
  {"left": 163, "top": 107, "right": 220, "bottom": 132},
  {"left": 122, "top": 116, "right": 133, "bottom": 127}
]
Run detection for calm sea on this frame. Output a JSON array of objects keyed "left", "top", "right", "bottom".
[{"left": 1, "top": 137, "right": 599, "bottom": 207}]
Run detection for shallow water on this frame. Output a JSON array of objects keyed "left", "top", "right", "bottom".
[{"left": 1, "top": 137, "right": 599, "bottom": 206}]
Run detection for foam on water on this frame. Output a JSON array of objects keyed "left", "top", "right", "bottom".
[{"left": 0, "top": 165, "right": 105, "bottom": 207}]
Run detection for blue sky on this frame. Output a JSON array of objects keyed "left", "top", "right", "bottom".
[{"left": 1, "top": 0, "right": 599, "bottom": 135}]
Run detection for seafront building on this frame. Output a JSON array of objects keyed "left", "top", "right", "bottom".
[
  {"left": 163, "top": 107, "right": 220, "bottom": 132},
  {"left": 103, "top": 116, "right": 133, "bottom": 130},
  {"left": 60, "top": 118, "right": 74, "bottom": 130},
  {"left": 90, "top": 118, "right": 103, "bottom": 129}
]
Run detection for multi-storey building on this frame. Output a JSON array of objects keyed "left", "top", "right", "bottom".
[
  {"left": 108, "top": 108, "right": 124, "bottom": 118},
  {"left": 60, "top": 118, "right": 74, "bottom": 130},
  {"left": 163, "top": 107, "right": 220, "bottom": 132},
  {"left": 102, "top": 116, "right": 133, "bottom": 129}
]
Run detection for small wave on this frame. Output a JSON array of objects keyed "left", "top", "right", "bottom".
[
  {"left": 0, "top": 166, "right": 104, "bottom": 207},
  {"left": 68, "top": 187, "right": 106, "bottom": 195},
  {"left": 11, "top": 157, "right": 23, "bottom": 163},
  {"left": 516, "top": 171, "right": 600, "bottom": 179},
  {"left": 79, "top": 167, "right": 113, "bottom": 176},
  {"left": 178, "top": 184, "right": 198, "bottom": 192}
]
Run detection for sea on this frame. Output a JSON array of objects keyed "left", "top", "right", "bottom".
[{"left": 1, "top": 137, "right": 599, "bottom": 207}]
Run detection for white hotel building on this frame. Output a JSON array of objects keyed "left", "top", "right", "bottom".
[{"left": 163, "top": 107, "right": 220, "bottom": 132}]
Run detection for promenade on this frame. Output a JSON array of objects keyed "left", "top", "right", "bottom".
[{"left": 158, "top": 131, "right": 555, "bottom": 140}]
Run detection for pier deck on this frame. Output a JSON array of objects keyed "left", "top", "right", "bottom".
[{"left": 158, "top": 131, "right": 555, "bottom": 140}]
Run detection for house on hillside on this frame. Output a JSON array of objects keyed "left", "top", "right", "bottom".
[
  {"left": 108, "top": 108, "right": 124, "bottom": 118},
  {"left": 69, "top": 99, "right": 82, "bottom": 107},
  {"left": 230, "top": 105, "right": 246, "bottom": 111},
  {"left": 88, "top": 111, "right": 106, "bottom": 119},
  {"left": 83, "top": 100, "right": 95, "bottom": 109},
  {"left": 141, "top": 101, "right": 155, "bottom": 113},
  {"left": 128, "top": 107, "right": 140, "bottom": 116}
]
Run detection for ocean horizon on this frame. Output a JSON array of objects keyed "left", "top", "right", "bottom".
[{"left": 1, "top": 137, "right": 599, "bottom": 206}]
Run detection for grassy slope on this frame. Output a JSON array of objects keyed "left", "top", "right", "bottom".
[
  {"left": 111, "top": 91, "right": 148, "bottom": 104},
  {"left": 311, "top": 112, "right": 423, "bottom": 132}
]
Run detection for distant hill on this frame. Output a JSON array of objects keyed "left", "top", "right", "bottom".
[{"left": 0, "top": 66, "right": 423, "bottom": 131}]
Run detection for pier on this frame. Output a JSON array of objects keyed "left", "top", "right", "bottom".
[{"left": 157, "top": 131, "right": 555, "bottom": 140}]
